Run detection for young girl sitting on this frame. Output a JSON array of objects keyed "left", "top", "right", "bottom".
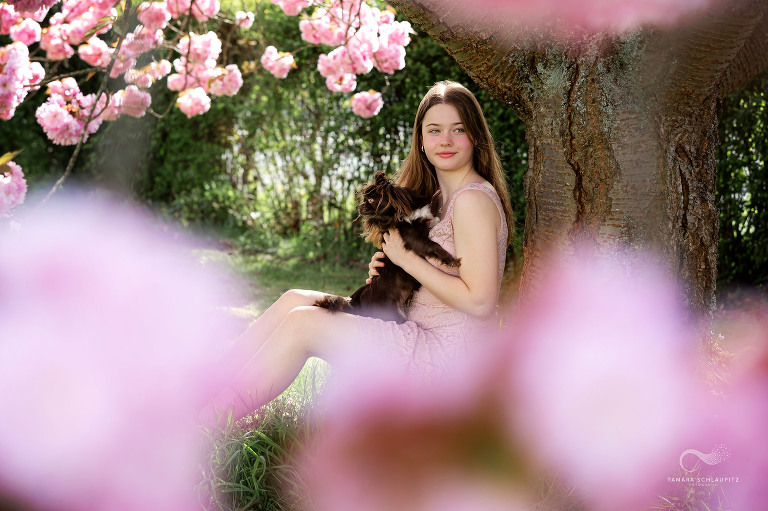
[{"left": 207, "top": 81, "right": 514, "bottom": 422}]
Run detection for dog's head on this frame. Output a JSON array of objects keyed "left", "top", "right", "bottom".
[{"left": 357, "top": 171, "right": 420, "bottom": 247}]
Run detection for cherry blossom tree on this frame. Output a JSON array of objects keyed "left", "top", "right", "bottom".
[
  {"left": 392, "top": 0, "right": 768, "bottom": 316},
  {"left": 0, "top": 0, "right": 413, "bottom": 213}
]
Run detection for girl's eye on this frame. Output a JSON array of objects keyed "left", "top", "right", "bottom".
[
  {"left": 454, "top": 128, "right": 465, "bottom": 133},
  {"left": 429, "top": 129, "right": 439, "bottom": 134}
]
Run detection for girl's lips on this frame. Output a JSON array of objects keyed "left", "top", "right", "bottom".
[{"left": 437, "top": 152, "right": 456, "bottom": 158}]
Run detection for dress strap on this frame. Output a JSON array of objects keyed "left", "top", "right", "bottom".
[{"left": 444, "top": 183, "right": 507, "bottom": 237}]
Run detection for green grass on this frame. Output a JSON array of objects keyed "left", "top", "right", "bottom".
[
  {"left": 196, "top": 241, "right": 362, "bottom": 511},
  {"left": 195, "top": 245, "right": 367, "bottom": 320}
]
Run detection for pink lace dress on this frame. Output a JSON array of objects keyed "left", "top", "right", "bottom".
[{"left": 355, "top": 182, "right": 508, "bottom": 379}]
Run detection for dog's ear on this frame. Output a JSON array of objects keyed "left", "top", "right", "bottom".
[{"left": 384, "top": 184, "right": 417, "bottom": 218}]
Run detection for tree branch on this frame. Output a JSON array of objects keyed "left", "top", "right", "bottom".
[
  {"left": 644, "top": 0, "right": 767, "bottom": 114},
  {"left": 390, "top": 0, "right": 533, "bottom": 116}
]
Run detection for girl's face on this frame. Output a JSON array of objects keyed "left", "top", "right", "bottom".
[{"left": 421, "top": 103, "right": 474, "bottom": 175}]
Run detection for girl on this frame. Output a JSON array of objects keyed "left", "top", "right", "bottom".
[{"left": 208, "top": 81, "right": 514, "bottom": 422}]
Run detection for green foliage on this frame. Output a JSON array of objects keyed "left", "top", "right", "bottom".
[{"left": 717, "top": 72, "right": 768, "bottom": 289}]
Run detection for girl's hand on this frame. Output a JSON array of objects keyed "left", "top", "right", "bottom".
[
  {"left": 381, "top": 228, "right": 412, "bottom": 269},
  {"left": 366, "top": 251, "right": 385, "bottom": 284}
]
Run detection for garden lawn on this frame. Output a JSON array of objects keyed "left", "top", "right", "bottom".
[{"left": 196, "top": 244, "right": 366, "bottom": 511}]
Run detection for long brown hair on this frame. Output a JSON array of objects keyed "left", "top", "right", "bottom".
[{"left": 395, "top": 81, "right": 514, "bottom": 245}]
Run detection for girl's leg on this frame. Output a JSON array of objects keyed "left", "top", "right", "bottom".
[
  {"left": 209, "top": 305, "right": 363, "bottom": 423},
  {"left": 216, "top": 289, "right": 330, "bottom": 377}
]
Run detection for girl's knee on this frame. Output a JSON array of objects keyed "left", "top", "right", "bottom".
[{"left": 278, "top": 289, "right": 318, "bottom": 310}]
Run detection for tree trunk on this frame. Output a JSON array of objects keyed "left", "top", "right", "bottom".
[{"left": 392, "top": 0, "right": 768, "bottom": 316}]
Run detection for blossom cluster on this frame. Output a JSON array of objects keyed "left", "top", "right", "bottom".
[
  {"left": 262, "top": 0, "right": 412, "bottom": 116},
  {"left": 0, "top": 40, "right": 44, "bottom": 119},
  {"left": 34, "top": 77, "right": 106, "bottom": 145},
  {"left": 0, "top": 159, "right": 26, "bottom": 215},
  {"left": 167, "top": 31, "right": 243, "bottom": 116},
  {"left": 350, "top": 90, "right": 382, "bottom": 118},
  {"left": 1, "top": 0, "right": 248, "bottom": 144}
]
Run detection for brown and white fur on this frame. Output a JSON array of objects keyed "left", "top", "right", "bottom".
[{"left": 314, "top": 171, "right": 460, "bottom": 323}]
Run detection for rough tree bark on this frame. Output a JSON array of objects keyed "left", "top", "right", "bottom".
[{"left": 391, "top": 0, "right": 768, "bottom": 316}]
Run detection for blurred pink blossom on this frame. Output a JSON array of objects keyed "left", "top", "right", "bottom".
[
  {"left": 0, "top": 160, "right": 27, "bottom": 215},
  {"left": 303, "top": 251, "right": 725, "bottom": 510},
  {"left": 303, "top": 342, "right": 528, "bottom": 511},
  {"left": 176, "top": 85, "right": 210, "bottom": 117},
  {"left": 423, "top": 0, "right": 714, "bottom": 39},
  {"left": 9, "top": 17, "right": 41, "bottom": 45},
  {"left": 0, "top": 193, "right": 244, "bottom": 511},
  {"left": 260, "top": 45, "right": 294, "bottom": 78},
  {"left": 235, "top": 10, "right": 254, "bottom": 28},
  {"left": 506, "top": 254, "right": 702, "bottom": 509},
  {"left": 350, "top": 90, "right": 382, "bottom": 118}
]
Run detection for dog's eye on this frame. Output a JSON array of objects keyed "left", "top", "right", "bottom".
[{"left": 368, "top": 198, "right": 375, "bottom": 203}]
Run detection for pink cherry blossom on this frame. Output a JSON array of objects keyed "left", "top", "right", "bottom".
[
  {"left": 5, "top": 0, "right": 60, "bottom": 14},
  {"left": 165, "top": 0, "right": 191, "bottom": 19},
  {"left": 0, "top": 193, "right": 244, "bottom": 511},
  {"left": 104, "top": 84, "right": 152, "bottom": 117},
  {"left": 166, "top": 72, "right": 188, "bottom": 91},
  {"left": 125, "top": 68, "right": 154, "bottom": 88},
  {"left": 299, "top": 8, "right": 346, "bottom": 46},
  {"left": 137, "top": 1, "right": 171, "bottom": 31},
  {"left": 176, "top": 86, "right": 210, "bottom": 117},
  {"left": 271, "top": 0, "right": 313, "bottom": 17},
  {"left": 378, "top": 20, "right": 412, "bottom": 47},
  {"left": 78, "top": 36, "right": 113, "bottom": 67},
  {"left": 177, "top": 30, "right": 222, "bottom": 65},
  {"left": 35, "top": 85, "right": 106, "bottom": 145},
  {"left": 122, "top": 25, "right": 164, "bottom": 57},
  {"left": 40, "top": 23, "right": 75, "bottom": 60},
  {"left": 208, "top": 64, "right": 243, "bottom": 96},
  {"left": 109, "top": 51, "right": 137, "bottom": 78},
  {"left": 235, "top": 10, "right": 253, "bottom": 28},
  {"left": 350, "top": 90, "right": 382, "bottom": 118},
  {"left": 373, "top": 42, "right": 405, "bottom": 75},
  {"left": 190, "top": 0, "right": 219, "bottom": 21},
  {"left": 0, "top": 3, "right": 19, "bottom": 35},
  {"left": 47, "top": 76, "right": 80, "bottom": 101},
  {"left": 0, "top": 160, "right": 27, "bottom": 215},
  {"left": 9, "top": 17, "right": 40, "bottom": 45},
  {"left": 0, "top": 41, "right": 42, "bottom": 120},
  {"left": 325, "top": 73, "right": 356, "bottom": 93},
  {"left": 260, "top": 45, "right": 294, "bottom": 79}
]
